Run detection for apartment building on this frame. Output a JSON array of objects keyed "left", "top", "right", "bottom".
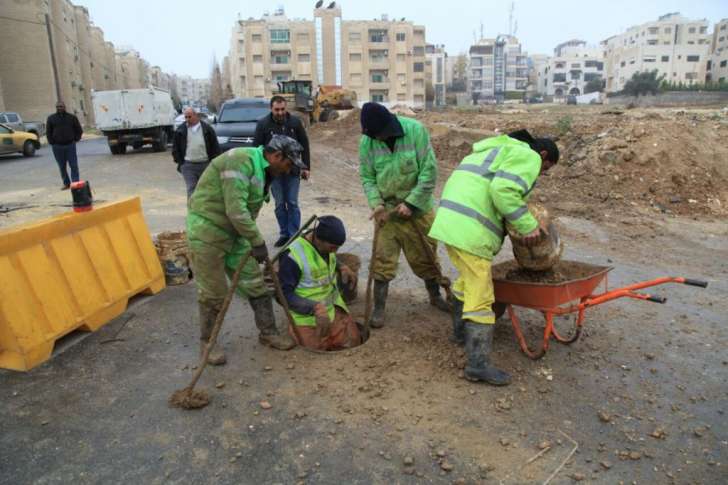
[
  {"left": 227, "top": 5, "right": 427, "bottom": 108},
  {"left": 0, "top": 0, "right": 175, "bottom": 126},
  {"left": 425, "top": 44, "right": 447, "bottom": 107},
  {"left": 707, "top": 19, "right": 728, "bottom": 83},
  {"left": 536, "top": 40, "right": 604, "bottom": 98},
  {"left": 601, "top": 13, "right": 711, "bottom": 92},
  {"left": 468, "top": 35, "right": 528, "bottom": 103}
]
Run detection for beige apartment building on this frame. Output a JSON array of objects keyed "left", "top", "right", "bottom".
[
  {"left": 601, "top": 13, "right": 711, "bottom": 92},
  {"left": 425, "top": 44, "right": 447, "bottom": 107},
  {"left": 468, "top": 35, "right": 529, "bottom": 103},
  {"left": 228, "top": 5, "right": 427, "bottom": 108},
  {"left": 708, "top": 19, "right": 728, "bottom": 83},
  {"left": 0, "top": 0, "right": 175, "bottom": 126}
]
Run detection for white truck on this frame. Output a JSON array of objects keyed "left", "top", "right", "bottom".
[{"left": 92, "top": 87, "right": 176, "bottom": 155}]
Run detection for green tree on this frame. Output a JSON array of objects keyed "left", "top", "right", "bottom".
[
  {"left": 622, "top": 70, "right": 665, "bottom": 96},
  {"left": 584, "top": 78, "right": 604, "bottom": 94}
]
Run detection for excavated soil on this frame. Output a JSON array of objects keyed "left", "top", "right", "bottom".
[{"left": 492, "top": 259, "right": 607, "bottom": 284}]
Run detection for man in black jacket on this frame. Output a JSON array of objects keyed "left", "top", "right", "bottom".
[
  {"left": 46, "top": 101, "right": 83, "bottom": 190},
  {"left": 172, "top": 107, "right": 221, "bottom": 198},
  {"left": 253, "top": 96, "right": 311, "bottom": 247}
]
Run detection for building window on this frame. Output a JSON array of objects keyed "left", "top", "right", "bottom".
[
  {"left": 370, "top": 90, "right": 388, "bottom": 102},
  {"left": 298, "top": 53, "right": 310, "bottom": 62},
  {"left": 664, "top": 27, "right": 671, "bottom": 34},
  {"left": 688, "top": 27, "right": 696, "bottom": 34},
  {"left": 584, "top": 60, "right": 604, "bottom": 70},
  {"left": 296, "top": 32, "right": 309, "bottom": 42},
  {"left": 648, "top": 27, "right": 659, "bottom": 35},
  {"left": 253, "top": 55, "right": 263, "bottom": 63},
  {"left": 471, "top": 69, "right": 481, "bottom": 78},
  {"left": 369, "top": 29, "right": 388, "bottom": 43},
  {"left": 349, "top": 53, "right": 362, "bottom": 62},
  {"left": 571, "top": 63, "right": 581, "bottom": 68},
  {"left": 555, "top": 62, "right": 565, "bottom": 69},
  {"left": 700, "top": 26, "right": 707, "bottom": 34},
  {"left": 721, "top": 60, "right": 727, "bottom": 68},
  {"left": 584, "top": 73, "right": 602, "bottom": 82},
  {"left": 350, "top": 73, "right": 362, "bottom": 84},
  {"left": 414, "top": 79, "right": 424, "bottom": 88},
  {"left": 413, "top": 62, "right": 424, "bottom": 72},
  {"left": 396, "top": 54, "right": 406, "bottom": 62},
  {"left": 685, "top": 72, "right": 698, "bottom": 80},
  {"left": 270, "top": 30, "right": 290, "bottom": 43},
  {"left": 647, "top": 40, "right": 658, "bottom": 45},
  {"left": 686, "top": 55, "right": 700, "bottom": 62},
  {"left": 553, "top": 73, "right": 566, "bottom": 82},
  {"left": 271, "top": 51, "right": 289, "bottom": 64},
  {"left": 661, "top": 55, "right": 669, "bottom": 62},
  {"left": 349, "top": 31, "right": 361, "bottom": 42},
  {"left": 570, "top": 70, "right": 581, "bottom": 80},
  {"left": 413, "top": 46, "right": 424, "bottom": 57},
  {"left": 252, "top": 34, "right": 262, "bottom": 42},
  {"left": 370, "top": 71, "right": 388, "bottom": 83},
  {"left": 397, "top": 93, "right": 406, "bottom": 101},
  {"left": 396, "top": 33, "right": 406, "bottom": 41},
  {"left": 273, "top": 72, "right": 290, "bottom": 81},
  {"left": 643, "top": 57, "right": 656, "bottom": 63},
  {"left": 370, "top": 50, "right": 389, "bottom": 62}
]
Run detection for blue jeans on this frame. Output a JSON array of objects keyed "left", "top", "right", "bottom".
[
  {"left": 180, "top": 161, "right": 210, "bottom": 199},
  {"left": 51, "top": 143, "right": 79, "bottom": 186},
  {"left": 270, "top": 173, "right": 301, "bottom": 239}
]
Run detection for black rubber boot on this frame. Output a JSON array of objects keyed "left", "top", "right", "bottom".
[
  {"left": 368, "top": 280, "right": 389, "bottom": 329},
  {"left": 249, "top": 295, "right": 296, "bottom": 350},
  {"left": 199, "top": 301, "right": 226, "bottom": 365},
  {"left": 449, "top": 298, "right": 465, "bottom": 346},
  {"left": 464, "top": 322, "right": 511, "bottom": 386},
  {"left": 425, "top": 279, "right": 451, "bottom": 313}
]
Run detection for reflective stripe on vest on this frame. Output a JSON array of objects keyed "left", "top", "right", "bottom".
[
  {"left": 439, "top": 200, "right": 504, "bottom": 239},
  {"left": 288, "top": 240, "right": 335, "bottom": 288}
]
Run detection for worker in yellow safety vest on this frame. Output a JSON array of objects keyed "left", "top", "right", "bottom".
[{"left": 429, "top": 129, "right": 560, "bottom": 385}]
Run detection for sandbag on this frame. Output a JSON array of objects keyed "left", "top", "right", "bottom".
[{"left": 507, "top": 203, "right": 563, "bottom": 271}]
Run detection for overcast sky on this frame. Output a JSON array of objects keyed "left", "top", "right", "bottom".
[{"left": 76, "top": 0, "right": 727, "bottom": 78}]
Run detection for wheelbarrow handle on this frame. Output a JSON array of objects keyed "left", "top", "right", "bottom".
[
  {"left": 682, "top": 278, "right": 708, "bottom": 288},
  {"left": 645, "top": 295, "right": 667, "bottom": 304}
]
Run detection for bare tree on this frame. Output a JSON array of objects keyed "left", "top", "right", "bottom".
[{"left": 209, "top": 56, "right": 224, "bottom": 112}]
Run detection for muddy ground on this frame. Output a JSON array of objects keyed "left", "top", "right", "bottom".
[{"left": 1, "top": 105, "right": 727, "bottom": 484}]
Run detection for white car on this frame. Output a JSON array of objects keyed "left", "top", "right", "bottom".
[{"left": 173, "top": 112, "right": 215, "bottom": 131}]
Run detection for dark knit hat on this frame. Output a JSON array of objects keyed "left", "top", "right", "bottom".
[
  {"left": 360, "top": 102, "right": 404, "bottom": 139},
  {"left": 314, "top": 215, "right": 346, "bottom": 246}
]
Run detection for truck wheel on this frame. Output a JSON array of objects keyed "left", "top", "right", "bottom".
[
  {"left": 22, "top": 140, "right": 36, "bottom": 157},
  {"left": 153, "top": 130, "right": 168, "bottom": 152}
]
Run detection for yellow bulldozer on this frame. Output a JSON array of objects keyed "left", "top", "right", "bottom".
[{"left": 275, "top": 81, "right": 357, "bottom": 126}]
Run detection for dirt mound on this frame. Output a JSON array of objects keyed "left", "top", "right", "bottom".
[{"left": 492, "top": 259, "right": 606, "bottom": 284}]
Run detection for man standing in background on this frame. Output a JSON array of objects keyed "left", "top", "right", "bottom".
[
  {"left": 173, "top": 107, "right": 221, "bottom": 199},
  {"left": 254, "top": 96, "right": 311, "bottom": 247},
  {"left": 46, "top": 101, "right": 83, "bottom": 190}
]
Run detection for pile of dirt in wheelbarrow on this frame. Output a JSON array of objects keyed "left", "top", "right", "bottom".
[{"left": 493, "top": 260, "right": 604, "bottom": 284}]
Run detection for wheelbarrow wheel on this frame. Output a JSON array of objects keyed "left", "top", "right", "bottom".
[{"left": 493, "top": 302, "right": 507, "bottom": 320}]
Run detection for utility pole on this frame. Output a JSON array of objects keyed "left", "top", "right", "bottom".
[{"left": 45, "top": 13, "right": 62, "bottom": 102}]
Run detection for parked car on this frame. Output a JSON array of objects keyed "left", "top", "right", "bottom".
[
  {"left": 0, "top": 123, "right": 41, "bottom": 157},
  {"left": 566, "top": 95, "right": 578, "bottom": 105},
  {"left": 0, "top": 112, "right": 46, "bottom": 139},
  {"left": 212, "top": 98, "right": 270, "bottom": 152}
]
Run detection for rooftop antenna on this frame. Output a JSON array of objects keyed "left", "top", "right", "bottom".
[
  {"left": 508, "top": 1, "right": 515, "bottom": 36},
  {"left": 480, "top": 21, "right": 484, "bottom": 40}
]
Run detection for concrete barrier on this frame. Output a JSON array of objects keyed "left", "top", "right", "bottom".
[{"left": 0, "top": 197, "right": 165, "bottom": 371}]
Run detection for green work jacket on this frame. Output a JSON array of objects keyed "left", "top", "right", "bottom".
[
  {"left": 287, "top": 237, "right": 348, "bottom": 327},
  {"left": 187, "top": 146, "right": 269, "bottom": 251},
  {"left": 359, "top": 116, "right": 437, "bottom": 213},
  {"left": 429, "top": 135, "right": 541, "bottom": 260}
]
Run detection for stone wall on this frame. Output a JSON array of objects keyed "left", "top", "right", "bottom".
[{"left": 607, "top": 91, "right": 728, "bottom": 107}]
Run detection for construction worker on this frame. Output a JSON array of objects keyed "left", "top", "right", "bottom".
[
  {"left": 358, "top": 102, "right": 449, "bottom": 328},
  {"left": 429, "top": 129, "right": 560, "bottom": 386},
  {"left": 278, "top": 216, "right": 362, "bottom": 351},
  {"left": 187, "top": 135, "right": 305, "bottom": 365}
]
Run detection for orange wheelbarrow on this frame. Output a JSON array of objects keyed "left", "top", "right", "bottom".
[{"left": 492, "top": 261, "right": 708, "bottom": 360}]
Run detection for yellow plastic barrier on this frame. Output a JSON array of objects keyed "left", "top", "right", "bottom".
[{"left": 0, "top": 197, "right": 165, "bottom": 371}]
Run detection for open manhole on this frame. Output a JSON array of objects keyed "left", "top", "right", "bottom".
[{"left": 290, "top": 253, "right": 371, "bottom": 353}]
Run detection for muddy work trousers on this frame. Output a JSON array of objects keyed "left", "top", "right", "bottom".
[
  {"left": 188, "top": 236, "right": 269, "bottom": 306},
  {"left": 373, "top": 210, "right": 442, "bottom": 282},
  {"left": 446, "top": 245, "right": 496, "bottom": 325},
  {"left": 290, "top": 307, "right": 362, "bottom": 351}
]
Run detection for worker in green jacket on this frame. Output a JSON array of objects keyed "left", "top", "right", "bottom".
[
  {"left": 429, "top": 129, "right": 559, "bottom": 385},
  {"left": 187, "top": 135, "right": 305, "bottom": 365},
  {"left": 358, "top": 102, "right": 450, "bottom": 328}
]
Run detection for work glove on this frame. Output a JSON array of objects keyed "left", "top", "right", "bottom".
[
  {"left": 314, "top": 303, "right": 332, "bottom": 339},
  {"left": 369, "top": 205, "right": 389, "bottom": 227},
  {"left": 251, "top": 243, "right": 269, "bottom": 263},
  {"left": 339, "top": 264, "right": 357, "bottom": 290}
]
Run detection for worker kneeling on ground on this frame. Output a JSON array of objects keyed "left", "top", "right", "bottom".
[
  {"left": 429, "top": 129, "right": 559, "bottom": 385},
  {"left": 187, "top": 135, "right": 306, "bottom": 365},
  {"left": 278, "top": 216, "right": 362, "bottom": 351},
  {"left": 359, "top": 102, "right": 450, "bottom": 328}
]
